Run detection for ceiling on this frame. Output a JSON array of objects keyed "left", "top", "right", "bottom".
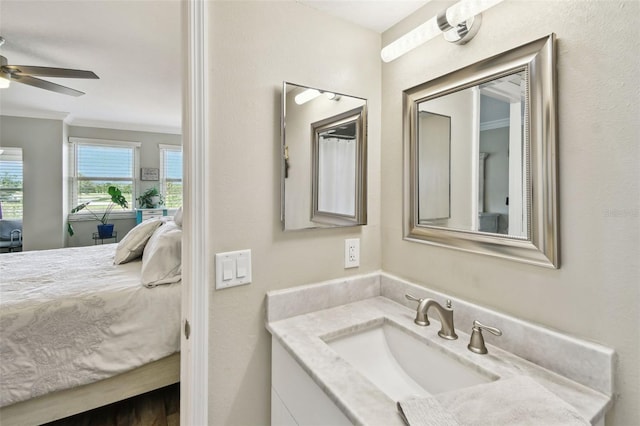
[
  {"left": 0, "top": 0, "right": 182, "bottom": 134},
  {"left": 298, "top": 0, "right": 429, "bottom": 33},
  {"left": 0, "top": 1, "right": 426, "bottom": 135}
]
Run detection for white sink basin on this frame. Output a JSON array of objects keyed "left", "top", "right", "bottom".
[{"left": 324, "top": 321, "right": 495, "bottom": 401}]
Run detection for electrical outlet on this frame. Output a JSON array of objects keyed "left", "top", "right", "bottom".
[{"left": 345, "top": 238, "right": 360, "bottom": 268}]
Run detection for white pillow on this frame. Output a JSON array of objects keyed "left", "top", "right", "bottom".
[
  {"left": 141, "top": 221, "right": 182, "bottom": 287},
  {"left": 174, "top": 206, "right": 183, "bottom": 227},
  {"left": 114, "top": 218, "right": 164, "bottom": 265}
]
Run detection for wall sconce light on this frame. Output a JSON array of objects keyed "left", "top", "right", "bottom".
[{"left": 381, "top": 0, "right": 504, "bottom": 63}]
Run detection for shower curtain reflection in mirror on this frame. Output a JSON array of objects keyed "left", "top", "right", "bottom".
[{"left": 317, "top": 135, "right": 356, "bottom": 216}]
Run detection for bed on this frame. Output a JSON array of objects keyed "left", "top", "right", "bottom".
[{"left": 0, "top": 224, "right": 182, "bottom": 425}]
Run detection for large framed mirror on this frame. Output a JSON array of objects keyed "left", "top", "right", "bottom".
[
  {"left": 404, "top": 34, "right": 558, "bottom": 268},
  {"left": 282, "top": 82, "right": 367, "bottom": 230}
]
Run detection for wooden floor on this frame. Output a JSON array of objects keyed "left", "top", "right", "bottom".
[{"left": 43, "top": 383, "right": 179, "bottom": 426}]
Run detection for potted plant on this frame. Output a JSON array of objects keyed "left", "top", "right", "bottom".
[
  {"left": 67, "top": 186, "right": 128, "bottom": 237},
  {"left": 136, "top": 187, "right": 164, "bottom": 209}
]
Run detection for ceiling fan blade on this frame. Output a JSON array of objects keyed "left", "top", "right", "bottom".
[
  {"left": 12, "top": 74, "right": 85, "bottom": 97},
  {"left": 4, "top": 65, "right": 98, "bottom": 79}
]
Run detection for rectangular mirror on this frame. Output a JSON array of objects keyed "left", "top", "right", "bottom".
[
  {"left": 282, "top": 82, "right": 367, "bottom": 230},
  {"left": 404, "top": 34, "right": 558, "bottom": 268},
  {"left": 418, "top": 111, "right": 451, "bottom": 223}
]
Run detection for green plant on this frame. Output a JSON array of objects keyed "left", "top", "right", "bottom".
[
  {"left": 136, "top": 187, "right": 164, "bottom": 208},
  {"left": 67, "top": 186, "right": 128, "bottom": 236}
]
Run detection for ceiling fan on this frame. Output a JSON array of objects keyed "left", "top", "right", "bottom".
[{"left": 0, "top": 36, "right": 99, "bottom": 97}]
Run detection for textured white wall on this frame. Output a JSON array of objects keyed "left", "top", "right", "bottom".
[
  {"left": 381, "top": 1, "right": 639, "bottom": 425},
  {"left": 208, "top": 1, "right": 381, "bottom": 424}
]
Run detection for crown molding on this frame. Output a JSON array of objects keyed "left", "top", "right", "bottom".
[
  {"left": 0, "top": 109, "right": 180, "bottom": 135},
  {"left": 480, "top": 118, "right": 510, "bottom": 131},
  {"left": 67, "top": 117, "right": 182, "bottom": 135},
  {"left": 0, "top": 108, "right": 70, "bottom": 121}
]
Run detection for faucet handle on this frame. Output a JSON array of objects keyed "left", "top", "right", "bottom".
[
  {"left": 405, "top": 294, "right": 429, "bottom": 326},
  {"left": 405, "top": 293, "right": 423, "bottom": 303},
  {"left": 474, "top": 320, "right": 502, "bottom": 336},
  {"left": 467, "top": 320, "right": 502, "bottom": 354}
]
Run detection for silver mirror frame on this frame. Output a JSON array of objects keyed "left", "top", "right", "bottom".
[{"left": 403, "top": 34, "right": 558, "bottom": 268}]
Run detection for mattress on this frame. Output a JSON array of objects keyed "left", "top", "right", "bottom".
[{"left": 0, "top": 244, "right": 181, "bottom": 407}]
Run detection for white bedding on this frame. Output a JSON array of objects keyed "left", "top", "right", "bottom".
[{"left": 0, "top": 244, "right": 181, "bottom": 407}]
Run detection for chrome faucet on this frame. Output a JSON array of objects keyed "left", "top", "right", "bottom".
[{"left": 405, "top": 294, "right": 458, "bottom": 340}]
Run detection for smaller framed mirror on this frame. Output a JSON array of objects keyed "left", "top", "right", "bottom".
[
  {"left": 404, "top": 34, "right": 558, "bottom": 268},
  {"left": 311, "top": 107, "right": 365, "bottom": 226},
  {"left": 282, "top": 82, "right": 367, "bottom": 230}
]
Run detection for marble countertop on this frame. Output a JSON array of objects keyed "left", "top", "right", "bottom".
[{"left": 267, "top": 296, "right": 612, "bottom": 426}]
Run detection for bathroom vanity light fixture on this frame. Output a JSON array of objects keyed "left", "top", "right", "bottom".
[
  {"left": 295, "top": 88, "right": 321, "bottom": 105},
  {"left": 324, "top": 92, "right": 338, "bottom": 100},
  {"left": 295, "top": 88, "right": 340, "bottom": 105},
  {"left": 381, "top": 0, "right": 504, "bottom": 63}
]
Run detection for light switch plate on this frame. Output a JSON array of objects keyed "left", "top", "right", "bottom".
[{"left": 215, "top": 249, "right": 252, "bottom": 290}]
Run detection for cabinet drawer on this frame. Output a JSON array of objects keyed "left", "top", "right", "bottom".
[{"left": 142, "top": 211, "right": 164, "bottom": 219}]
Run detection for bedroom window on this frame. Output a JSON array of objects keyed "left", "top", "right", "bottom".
[
  {"left": 69, "top": 138, "right": 140, "bottom": 215},
  {"left": 0, "top": 148, "right": 23, "bottom": 219},
  {"left": 159, "top": 144, "right": 183, "bottom": 208}
]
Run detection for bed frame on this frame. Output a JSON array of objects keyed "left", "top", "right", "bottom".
[{"left": 0, "top": 353, "right": 180, "bottom": 425}]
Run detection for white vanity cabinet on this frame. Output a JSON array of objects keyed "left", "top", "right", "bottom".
[
  {"left": 266, "top": 273, "right": 614, "bottom": 426},
  {"left": 271, "top": 338, "right": 352, "bottom": 426}
]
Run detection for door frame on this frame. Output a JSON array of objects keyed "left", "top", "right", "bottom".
[{"left": 181, "top": 0, "right": 210, "bottom": 424}]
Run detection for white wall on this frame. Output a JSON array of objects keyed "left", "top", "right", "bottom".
[
  {"left": 381, "top": 1, "right": 639, "bottom": 425},
  {"left": 207, "top": 1, "right": 381, "bottom": 424},
  {"left": 0, "top": 116, "right": 66, "bottom": 250}
]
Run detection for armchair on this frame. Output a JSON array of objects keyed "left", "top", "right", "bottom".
[{"left": 0, "top": 219, "right": 23, "bottom": 253}]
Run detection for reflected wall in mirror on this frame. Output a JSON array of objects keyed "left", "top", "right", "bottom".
[
  {"left": 282, "top": 82, "right": 367, "bottom": 230},
  {"left": 404, "top": 34, "right": 558, "bottom": 268}
]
